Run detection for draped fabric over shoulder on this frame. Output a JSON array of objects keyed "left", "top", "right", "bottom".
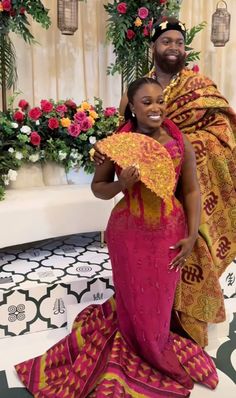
[
  {"left": 156, "top": 68, "right": 236, "bottom": 347},
  {"left": 15, "top": 119, "right": 218, "bottom": 397}
]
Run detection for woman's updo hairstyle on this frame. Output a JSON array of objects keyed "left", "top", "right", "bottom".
[{"left": 124, "top": 77, "right": 163, "bottom": 123}]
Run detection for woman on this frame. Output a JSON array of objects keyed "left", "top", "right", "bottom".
[{"left": 15, "top": 78, "right": 218, "bottom": 397}]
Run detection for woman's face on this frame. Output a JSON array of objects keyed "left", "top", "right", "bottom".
[{"left": 130, "top": 83, "right": 166, "bottom": 131}]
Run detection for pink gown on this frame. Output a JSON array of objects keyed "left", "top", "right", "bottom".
[{"left": 15, "top": 119, "right": 218, "bottom": 397}]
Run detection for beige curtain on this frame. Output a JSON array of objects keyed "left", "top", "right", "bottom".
[
  {"left": 1, "top": 0, "right": 236, "bottom": 109},
  {"left": 180, "top": 0, "right": 236, "bottom": 108}
]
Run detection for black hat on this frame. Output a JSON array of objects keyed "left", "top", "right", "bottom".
[{"left": 151, "top": 18, "right": 186, "bottom": 43}]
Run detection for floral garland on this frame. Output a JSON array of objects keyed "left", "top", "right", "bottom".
[{"left": 0, "top": 97, "right": 119, "bottom": 200}]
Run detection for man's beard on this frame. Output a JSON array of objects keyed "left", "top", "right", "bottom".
[{"left": 154, "top": 52, "right": 186, "bottom": 74}]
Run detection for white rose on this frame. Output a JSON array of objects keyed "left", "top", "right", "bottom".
[
  {"left": 11, "top": 122, "right": 18, "bottom": 129},
  {"left": 89, "top": 136, "right": 96, "bottom": 145},
  {"left": 3, "top": 175, "right": 10, "bottom": 185},
  {"left": 15, "top": 152, "right": 23, "bottom": 160},
  {"left": 35, "top": 120, "right": 40, "bottom": 126},
  {"left": 58, "top": 151, "right": 67, "bottom": 161},
  {"left": 8, "top": 169, "right": 18, "bottom": 181},
  {"left": 29, "top": 153, "right": 40, "bottom": 163},
  {"left": 20, "top": 125, "right": 31, "bottom": 135},
  {"left": 8, "top": 147, "right": 15, "bottom": 153}
]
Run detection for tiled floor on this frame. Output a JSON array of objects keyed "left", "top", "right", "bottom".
[{"left": 0, "top": 234, "right": 235, "bottom": 397}]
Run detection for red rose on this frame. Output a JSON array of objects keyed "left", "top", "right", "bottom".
[
  {"left": 19, "top": 7, "right": 26, "bottom": 14},
  {"left": 104, "top": 107, "right": 117, "bottom": 117},
  {"left": 10, "top": 9, "right": 16, "bottom": 17},
  {"left": 30, "top": 131, "right": 41, "bottom": 146},
  {"left": 65, "top": 99, "right": 77, "bottom": 109},
  {"left": 143, "top": 26, "right": 149, "bottom": 37},
  {"left": 138, "top": 7, "right": 149, "bottom": 20},
  {"left": 13, "top": 111, "right": 24, "bottom": 122},
  {"left": 18, "top": 99, "right": 29, "bottom": 110},
  {"left": 117, "top": 2, "right": 127, "bottom": 14},
  {"left": 48, "top": 117, "right": 59, "bottom": 130},
  {"left": 192, "top": 64, "right": 200, "bottom": 73},
  {"left": 40, "top": 99, "right": 53, "bottom": 113},
  {"left": 68, "top": 124, "right": 81, "bottom": 137},
  {"left": 126, "top": 29, "right": 136, "bottom": 40},
  {"left": 2, "top": 0, "right": 12, "bottom": 11},
  {"left": 159, "top": 0, "right": 167, "bottom": 4},
  {"left": 28, "top": 107, "right": 42, "bottom": 120},
  {"left": 80, "top": 118, "right": 92, "bottom": 132}
]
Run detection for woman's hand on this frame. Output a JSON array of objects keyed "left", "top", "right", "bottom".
[
  {"left": 119, "top": 166, "right": 140, "bottom": 191},
  {"left": 93, "top": 143, "right": 106, "bottom": 165},
  {"left": 169, "top": 236, "right": 197, "bottom": 272}
]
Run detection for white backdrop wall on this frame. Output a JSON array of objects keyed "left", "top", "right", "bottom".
[{"left": 1, "top": 0, "right": 236, "bottom": 109}]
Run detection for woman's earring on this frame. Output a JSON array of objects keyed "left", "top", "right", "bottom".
[{"left": 132, "top": 112, "right": 135, "bottom": 117}]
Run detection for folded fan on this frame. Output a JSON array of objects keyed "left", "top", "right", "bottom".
[{"left": 97, "top": 132, "right": 176, "bottom": 207}]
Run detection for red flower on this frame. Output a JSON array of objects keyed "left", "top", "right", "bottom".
[
  {"left": 117, "top": 2, "right": 127, "bottom": 14},
  {"left": 126, "top": 29, "right": 136, "bottom": 40},
  {"left": 40, "top": 100, "right": 53, "bottom": 113},
  {"left": 2, "top": 0, "right": 12, "bottom": 11},
  {"left": 143, "top": 26, "right": 149, "bottom": 37},
  {"left": 80, "top": 118, "right": 92, "bottom": 132},
  {"left": 30, "top": 131, "right": 41, "bottom": 146},
  {"left": 104, "top": 107, "right": 117, "bottom": 117},
  {"left": 13, "top": 111, "right": 24, "bottom": 122},
  {"left": 65, "top": 99, "right": 77, "bottom": 109},
  {"left": 19, "top": 7, "right": 26, "bottom": 14},
  {"left": 18, "top": 99, "right": 29, "bottom": 110},
  {"left": 48, "top": 117, "right": 59, "bottom": 130},
  {"left": 138, "top": 7, "right": 149, "bottom": 20},
  {"left": 192, "top": 64, "right": 200, "bottom": 73},
  {"left": 148, "top": 20, "right": 153, "bottom": 30},
  {"left": 28, "top": 107, "right": 42, "bottom": 120},
  {"left": 68, "top": 124, "right": 81, "bottom": 137},
  {"left": 159, "top": 0, "right": 167, "bottom": 4}
]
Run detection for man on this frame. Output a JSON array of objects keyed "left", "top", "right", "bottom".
[{"left": 94, "top": 17, "right": 236, "bottom": 347}]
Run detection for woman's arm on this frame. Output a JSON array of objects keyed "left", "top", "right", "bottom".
[
  {"left": 91, "top": 158, "right": 139, "bottom": 200},
  {"left": 170, "top": 135, "right": 201, "bottom": 270}
]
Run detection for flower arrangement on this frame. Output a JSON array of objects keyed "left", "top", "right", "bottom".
[
  {"left": 0, "top": 97, "right": 119, "bottom": 200},
  {"left": 104, "top": 0, "right": 205, "bottom": 85}
]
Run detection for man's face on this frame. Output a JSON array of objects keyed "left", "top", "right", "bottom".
[{"left": 152, "top": 30, "right": 186, "bottom": 74}]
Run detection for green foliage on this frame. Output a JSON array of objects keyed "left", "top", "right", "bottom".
[
  {"left": 0, "top": 96, "right": 119, "bottom": 200},
  {"left": 185, "top": 21, "right": 207, "bottom": 64},
  {"left": 0, "top": 1, "right": 51, "bottom": 93},
  {"left": 104, "top": 1, "right": 205, "bottom": 86}
]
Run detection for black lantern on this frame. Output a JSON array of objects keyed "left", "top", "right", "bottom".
[
  {"left": 211, "top": 1, "right": 230, "bottom": 47},
  {"left": 57, "top": 0, "right": 79, "bottom": 35}
]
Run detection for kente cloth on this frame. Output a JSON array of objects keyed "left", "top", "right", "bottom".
[
  {"left": 15, "top": 120, "right": 218, "bottom": 397},
  {"left": 155, "top": 68, "right": 236, "bottom": 347}
]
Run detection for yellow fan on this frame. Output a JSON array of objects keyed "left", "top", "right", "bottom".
[{"left": 97, "top": 132, "right": 176, "bottom": 207}]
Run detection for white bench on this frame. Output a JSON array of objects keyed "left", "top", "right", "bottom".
[{"left": 0, "top": 164, "right": 114, "bottom": 249}]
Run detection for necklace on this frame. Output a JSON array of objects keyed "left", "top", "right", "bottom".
[{"left": 149, "top": 68, "right": 180, "bottom": 103}]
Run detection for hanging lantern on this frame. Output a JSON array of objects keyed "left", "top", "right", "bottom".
[
  {"left": 211, "top": 1, "right": 230, "bottom": 47},
  {"left": 57, "top": 0, "right": 79, "bottom": 35}
]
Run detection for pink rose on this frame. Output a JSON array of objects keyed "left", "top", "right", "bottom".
[
  {"left": 28, "top": 107, "right": 42, "bottom": 121},
  {"left": 143, "top": 26, "right": 149, "bottom": 37},
  {"left": 80, "top": 118, "right": 92, "bottom": 132},
  {"left": 13, "top": 111, "right": 24, "bottom": 122},
  {"left": 126, "top": 29, "right": 136, "bottom": 40},
  {"left": 117, "top": 2, "right": 127, "bottom": 14},
  {"left": 40, "top": 100, "right": 53, "bottom": 113},
  {"left": 30, "top": 131, "right": 41, "bottom": 146},
  {"left": 68, "top": 124, "right": 81, "bottom": 137},
  {"left": 74, "top": 111, "right": 87, "bottom": 123},
  {"left": 65, "top": 99, "right": 77, "bottom": 109},
  {"left": 48, "top": 117, "right": 59, "bottom": 130},
  {"left": 138, "top": 7, "right": 149, "bottom": 20},
  {"left": 18, "top": 99, "right": 29, "bottom": 110},
  {"left": 56, "top": 104, "right": 67, "bottom": 115},
  {"left": 192, "top": 64, "right": 200, "bottom": 73},
  {"left": 2, "top": 0, "right": 12, "bottom": 11},
  {"left": 104, "top": 107, "right": 117, "bottom": 117}
]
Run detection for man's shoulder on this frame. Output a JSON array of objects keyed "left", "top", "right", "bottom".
[{"left": 181, "top": 68, "right": 216, "bottom": 87}]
